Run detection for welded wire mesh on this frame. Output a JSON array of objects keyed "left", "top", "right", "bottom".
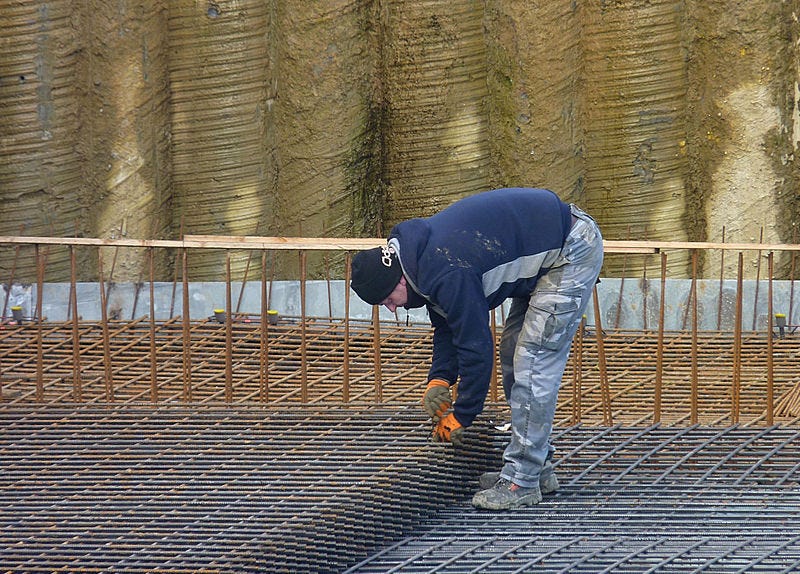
[{"left": 2, "top": 410, "right": 799, "bottom": 573}]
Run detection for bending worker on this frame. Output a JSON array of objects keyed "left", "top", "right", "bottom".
[{"left": 349, "top": 187, "right": 603, "bottom": 510}]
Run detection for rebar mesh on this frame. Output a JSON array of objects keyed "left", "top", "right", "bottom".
[
  {"left": 3, "top": 319, "right": 800, "bottom": 426},
  {"left": 2, "top": 408, "right": 800, "bottom": 573}
]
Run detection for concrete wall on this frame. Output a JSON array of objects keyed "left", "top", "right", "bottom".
[{"left": 4, "top": 278, "right": 799, "bottom": 332}]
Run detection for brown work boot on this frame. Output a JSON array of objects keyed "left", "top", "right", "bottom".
[
  {"left": 472, "top": 478, "right": 542, "bottom": 510},
  {"left": 478, "top": 461, "right": 559, "bottom": 494}
]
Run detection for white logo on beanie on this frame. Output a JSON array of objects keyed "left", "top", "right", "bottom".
[{"left": 381, "top": 245, "right": 395, "bottom": 267}]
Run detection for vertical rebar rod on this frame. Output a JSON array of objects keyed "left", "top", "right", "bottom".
[
  {"left": 732, "top": 252, "right": 744, "bottom": 424},
  {"left": 35, "top": 244, "right": 44, "bottom": 401},
  {"left": 690, "top": 250, "right": 699, "bottom": 424},
  {"left": 372, "top": 305, "right": 383, "bottom": 404},
  {"left": 170, "top": 217, "right": 185, "bottom": 319},
  {"left": 572, "top": 316, "right": 584, "bottom": 424},
  {"left": 97, "top": 249, "right": 114, "bottom": 401},
  {"left": 181, "top": 249, "right": 192, "bottom": 401},
  {"left": 654, "top": 252, "right": 667, "bottom": 423},
  {"left": 268, "top": 253, "right": 276, "bottom": 309},
  {"left": 104, "top": 224, "right": 121, "bottom": 316},
  {"left": 260, "top": 251, "right": 269, "bottom": 403},
  {"left": 767, "top": 251, "right": 774, "bottom": 425},
  {"left": 131, "top": 248, "right": 146, "bottom": 321},
  {"left": 343, "top": 253, "right": 351, "bottom": 403},
  {"left": 717, "top": 227, "right": 726, "bottom": 331},
  {"left": 592, "top": 286, "right": 612, "bottom": 425},
  {"left": 148, "top": 247, "right": 158, "bottom": 403},
  {"left": 752, "top": 227, "right": 763, "bottom": 330},
  {"left": 614, "top": 226, "right": 630, "bottom": 329},
  {"left": 69, "top": 246, "right": 82, "bottom": 402},
  {"left": 300, "top": 251, "right": 308, "bottom": 403},
  {"left": 235, "top": 221, "right": 260, "bottom": 314},
  {"left": 490, "top": 311, "right": 498, "bottom": 402},
  {"left": 642, "top": 263, "right": 649, "bottom": 332},
  {"left": 681, "top": 247, "right": 698, "bottom": 330},
  {"left": 170, "top": 250, "right": 180, "bottom": 319},
  {"left": 225, "top": 251, "right": 233, "bottom": 403},
  {"left": 324, "top": 255, "right": 333, "bottom": 318}
]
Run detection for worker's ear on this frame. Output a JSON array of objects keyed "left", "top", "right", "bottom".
[{"left": 399, "top": 276, "right": 406, "bottom": 286}]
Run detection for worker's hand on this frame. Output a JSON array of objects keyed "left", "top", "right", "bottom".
[
  {"left": 432, "top": 413, "right": 464, "bottom": 446},
  {"left": 422, "top": 379, "right": 452, "bottom": 423}
]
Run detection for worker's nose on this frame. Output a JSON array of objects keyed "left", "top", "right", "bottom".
[{"left": 385, "top": 303, "right": 397, "bottom": 313}]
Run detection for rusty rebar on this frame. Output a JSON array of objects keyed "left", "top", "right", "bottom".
[
  {"left": 149, "top": 247, "right": 158, "bottom": 403},
  {"left": 225, "top": 251, "right": 233, "bottom": 403},
  {"left": 35, "top": 245, "right": 44, "bottom": 401},
  {"left": 614, "top": 225, "right": 631, "bottom": 330},
  {"left": 732, "top": 252, "right": 744, "bottom": 424},
  {"left": 767, "top": 252, "right": 774, "bottom": 425},
  {"left": 181, "top": 249, "right": 192, "bottom": 401},
  {"left": 572, "top": 315, "right": 584, "bottom": 425},
  {"left": 300, "top": 251, "right": 308, "bottom": 404},
  {"left": 260, "top": 251, "right": 269, "bottom": 403},
  {"left": 343, "top": 253, "right": 352, "bottom": 403},
  {"left": 97, "top": 249, "right": 114, "bottom": 401},
  {"left": 372, "top": 305, "right": 383, "bottom": 403},
  {"left": 654, "top": 252, "right": 667, "bottom": 423},
  {"left": 235, "top": 221, "right": 260, "bottom": 314},
  {"left": 325, "top": 255, "right": 333, "bottom": 318},
  {"left": 592, "top": 285, "right": 612, "bottom": 426},
  {"left": 490, "top": 311, "right": 498, "bottom": 402},
  {"left": 69, "top": 246, "right": 82, "bottom": 401},
  {"left": 752, "top": 227, "right": 764, "bottom": 330}
]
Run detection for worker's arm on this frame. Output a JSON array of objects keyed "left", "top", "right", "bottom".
[
  {"left": 428, "top": 309, "right": 459, "bottom": 382},
  {"left": 428, "top": 271, "right": 494, "bottom": 428}
]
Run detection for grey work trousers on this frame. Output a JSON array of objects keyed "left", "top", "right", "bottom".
[{"left": 498, "top": 204, "right": 604, "bottom": 488}]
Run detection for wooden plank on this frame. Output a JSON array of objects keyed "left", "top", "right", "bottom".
[{"left": 4, "top": 234, "right": 800, "bottom": 254}]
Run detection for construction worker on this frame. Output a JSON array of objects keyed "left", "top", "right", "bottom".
[{"left": 349, "top": 187, "right": 603, "bottom": 510}]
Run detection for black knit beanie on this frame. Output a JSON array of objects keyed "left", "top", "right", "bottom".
[{"left": 350, "top": 246, "right": 403, "bottom": 305}]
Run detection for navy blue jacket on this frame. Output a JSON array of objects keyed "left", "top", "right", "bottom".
[{"left": 387, "top": 188, "right": 572, "bottom": 426}]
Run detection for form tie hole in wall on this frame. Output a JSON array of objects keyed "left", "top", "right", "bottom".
[{"left": 207, "top": 3, "right": 220, "bottom": 18}]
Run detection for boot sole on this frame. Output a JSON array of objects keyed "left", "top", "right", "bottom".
[
  {"left": 471, "top": 490, "right": 543, "bottom": 510},
  {"left": 479, "top": 471, "right": 559, "bottom": 494}
]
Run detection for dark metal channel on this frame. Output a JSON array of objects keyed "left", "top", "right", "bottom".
[{"left": 2, "top": 408, "right": 800, "bottom": 573}]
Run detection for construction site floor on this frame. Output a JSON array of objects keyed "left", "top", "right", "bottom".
[{"left": 2, "top": 406, "right": 799, "bottom": 573}]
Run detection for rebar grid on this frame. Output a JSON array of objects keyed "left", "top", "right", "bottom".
[
  {"left": 2, "top": 319, "right": 800, "bottom": 426},
  {"left": 2, "top": 408, "right": 799, "bottom": 573},
  {"left": 3, "top": 236, "right": 800, "bottom": 425},
  {"left": 0, "top": 406, "right": 499, "bottom": 573},
  {"left": 346, "top": 425, "right": 800, "bottom": 574}
]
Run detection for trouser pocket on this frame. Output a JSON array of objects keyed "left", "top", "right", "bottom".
[{"left": 526, "top": 290, "right": 581, "bottom": 350}]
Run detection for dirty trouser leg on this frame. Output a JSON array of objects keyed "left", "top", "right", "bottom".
[
  {"left": 500, "top": 297, "right": 556, "bottom": 466},
  {"left": 499, "top": 297, "right": 528, "bottom": 402},
  {"left": 500, "top": 209, "right": 603, "bottom": 488}
]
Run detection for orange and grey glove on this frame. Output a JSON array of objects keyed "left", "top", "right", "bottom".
[
  {"left": 432, "top": 413, "right": 465, "bottom": 446},
  {"left": 422, "top": 379, "right": 452, "bottom": 423}
]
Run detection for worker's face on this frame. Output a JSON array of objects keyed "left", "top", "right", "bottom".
[{"left": 380, "top": 276, "right": 408, "bottom": 313}]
